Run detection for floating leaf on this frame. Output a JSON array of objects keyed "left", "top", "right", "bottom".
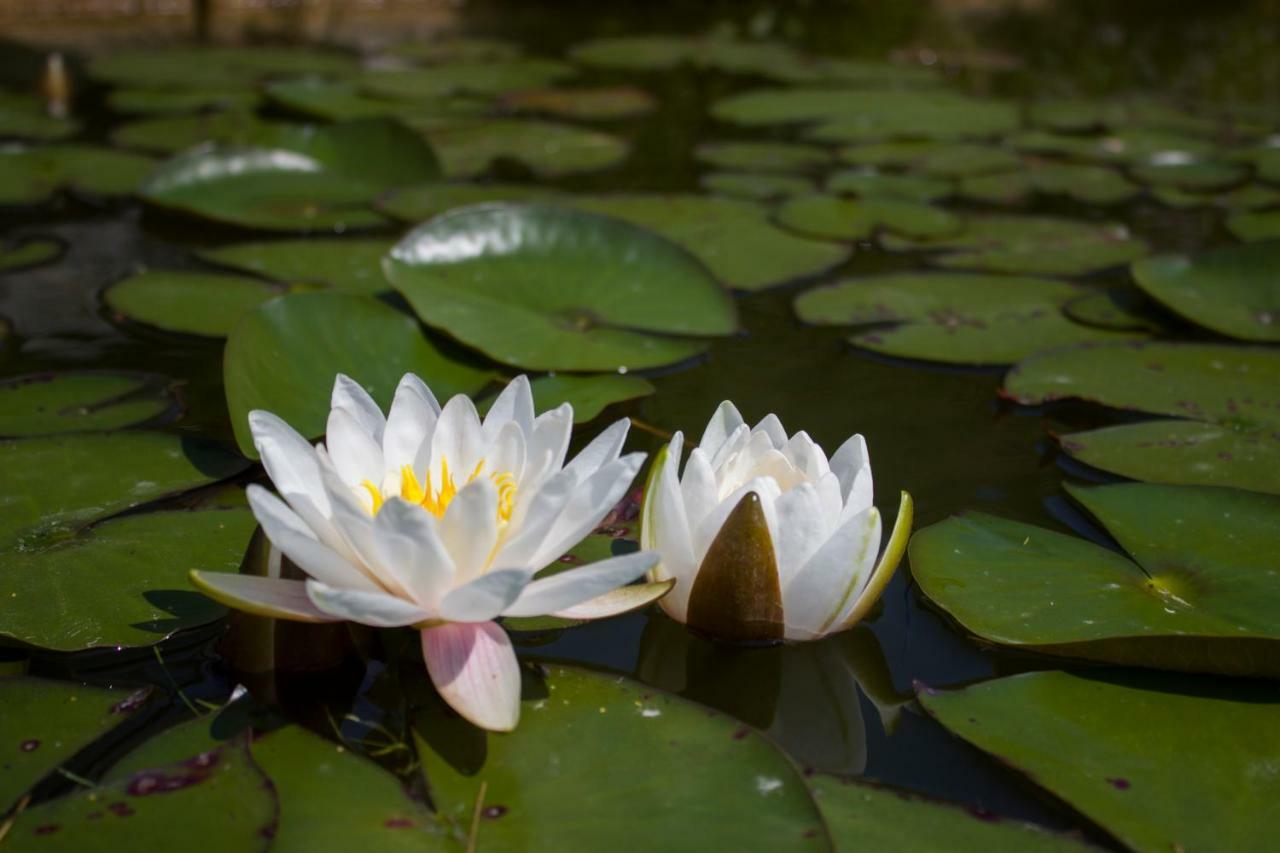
[
  {"left": 896, "top": 144, "right": 1023, "bottom": 178},
  {"left": 702, "top": 171, "right": 815, "bottom": 201},
  {"left": 1004, "top": 341, "right": 1280, "bottom": 494},
  {"left": 88, "top": 45, "right": 359, "bottom": 89},
  {"left": 525, "top": 374, "right": 654, "bottom": 422},
  {"left": 198, "top": 238, "right": 395, "bottom": 294},
  {"left": 0, "top": 146, "right": 155, "bottom": 205},
  {"left": 498, "top": 85, "right": 655, "bottom": 120},
  {"left": 1026, "top": 98, "right": 1218, "bottom": 135},
  {"left": 105, "top": 271, "right": 281, "bottom": 338},
  {"left": 960, "top": 163, "right": 1139, "bottom": 205},
  {"left": 567, "top": 35, "right": 701, "bottom": 70},
  {"left": 1009, "top": 129, "right": 1215, "bottom": 165},
  {"left": 1130, "top": 159, "right": 1247, "bottom": 191},
  {"left": 414, "top": 664, "right": 828, "bottom": 848},
  {"left": 264, "top": 78, "right": 482, "bottom": 123},
  {"left": 110, "top": 112, "right": 278, "bottom": 155},
  {"left": 695, "top": 141, "right": 830, "bottom": 173},
  {"left": 419, "top": 118, "right": 629, "bottom": 179},
  {"left": 912, "top": 482, "right": 1280, "bottom": 675},
  {"left": 107, "top": 87, "right": 260, "bottom": 116},
  {"left": 386, "top": 203, "right": 735, "bottom": 371},
  {"left": 223, "top": 291, "right": 492, "bottom": 457},
  {"left": 358, "top": 60, "right": 574, "bottom": 101},
  {"left": 0, "top": 237, "right": 62, "bottom": 273},
  {"left": 0, "top": 92, "right": 79, "bottom": 141},
  {"left": 0, "top": 679, "right": 149, "bottom": 813},
  {"left": 837, "top": 140, "right": 949, "bottom": 168},
  {"left": 0, "top": 372, "right": 175, "bottom": 436},
  {"left": 918, "top": 670, "right": 1280, "bottom": 852},
  {"left": 1062, "top": 289, "right": 1164, "bottom": 332},
  {"left": 776, "top": 194, "right": 961, "bottom": 242},
  {"left": 1131, "top": 241, "right": 1280, "bottom": 341},
  {"left": 1153, "top": 183, "right": 1280, "bottom": 210},
  {"left": 825, "top": 169, "right": 951, "bottom": 201},
  {"left": 1226, "top": 210, "right": 1280, "bottom": 242},
  {"left": 795, "top": 273, "right": 1139, "bottom": 365},
  {"left": 881, "top": 215, "right": 1148, "bottom": 276}
]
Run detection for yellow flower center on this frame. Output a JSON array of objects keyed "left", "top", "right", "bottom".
[{"left": 361, "top": 457, "right": 516, "bottom": 523}]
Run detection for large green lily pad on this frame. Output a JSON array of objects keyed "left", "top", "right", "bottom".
[
  {"left": 0, "top": 93, "right": 79, "bottom": 141},
  {"left": 418, "top": 118, "right": 629, "bottom": 179},
  {"left": 960, "top": 163, "right": 1139, "bottom": 205},
  {"left": 414, "top": 664, "right": 829, "bottom": 848},
  {"left": 107, "top": 87, "right": 260, "bottom": 116},
  {"left": 881, "top": 215, "right": 1149, "bottom": 276},
  {"left": 88, "top": 45, "right": 360, "bottom": 90},
  {"left": 0, "top": 238, "right": 63, "bottom": 273},
  {"left": 386, "top": 203, "right": 736, "bottom": 371},
  {"left": 1004, "top": 342, "right": 1280, "bottom": 494},
  {"left": 198, "top": 238, "right": 395, "bottom": 294},
  {"left": 1062, "top": 289, "right": 1164, "bottom": 332},
  {"left": 795, "top": 273, "right": 1139, "bottom": 365},
  {"left": 0, "top": 372, "right": 175, "bottom": 436},
  {"left": 1227, "top": 210, "right": 1280, "bottom": 242},
  {"left": 1, "top": 678, "right": 149, "bottom": 813},
  {"left": 1130, "top": 159, "right": 1247, "bottom": 191},
  {"left": 357, "top": 60, "right": 574, "bottom": 101},
  {"left": 809, "top": 776, "right": 1089, "bottom": 852},
  {"left": 702, "top": 171, "right": 815, "bottom": 201},
  {"left": 1009, "top": 129, "right": 1215, "bottom": 165},
  {"left": 912, "top": 482, "right": 1280, "bottom": 675},
  {"left": 524, "top": 373, "right": 654, "bottom": 422},
  {"left": 0, "top": 146, "right": 155, "bottom": 205},
  {"left": 264, "top": 78, "right": 481, "bottom": 123},
  {"left": 1026, "top": 97, "right": 1218, "bottom": 135},
  {"left": 105, "top": 270, "right": 282, "bottom": 338},
  {"left": 918, "top": 670, "right": 1280, "bottom": 852},
  {"left": 110, "top": 112, "right": 278, "bottom": 155},
  {"left": 695, "top": 141, "right": 830, "bottom": 173},
  {"left": 498, "top": 85, "right": 655, "bottom": 121},
  {"left": 1131, "top": 241, "right": 1280, "bottom": 341},
  {"left": 776, "top": 194, "right": 961, "bottom": 241},
  {"left": 223, "top": 291, "right": 492, "bottom": 457},
  {"left": 825, "top": 169, "right": 952, "bottom": 201}
]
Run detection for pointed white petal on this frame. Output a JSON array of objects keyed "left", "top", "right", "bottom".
[
  {"left": 528, "top": 403, "right": 572, "bottom": 476},
  {"left": 503, "top": 551, "right": 658, "bottom": 617},
  {"left": 834, "top": 490, "right": 913, "bottom": 632},
  {"left": 772, "top": 482, "right": 828, "bottom": 585},
  {"left": 483, "top": 375, "right": 535, "bottom": 442},
  {"left": 247, "top": 486, "right": 383, "bottom": 592},
  {"left": 305, "top": 580, "right": 431, "bottom": 627},
  {"left": 438, "top": 569, "right": 528, "bottom": 622},
  {"left": 326, "top": 405, "right": 385, "bottom": 488},
  {"left": 830, "top": 433, "right": 873, "bottom": 511},
  {"left": 679, "top": 447, "right": 718, "bottom": 535},
  {"left": 249, "top": 409, "right": 331, "bottom": 520},
  {"left": 371, "top": 498, "right": 457, "bottom": 606},
  {"left": 697, "top": 400, "right": 745, "bottom": 457},
  {"left": 331, "top": 374, "right": 386, "bottom": 443},
  {"left": 551, "top": 578, "right": 675, "bottom": 620},
  {"left": 641, "top": 435, "right": 697, "bottom": 621},
  {"left": 526, "top": 453, "right": 645, "bottom": 570},
  {"left": 429, "top": 393, "right": 486, "bottom": 485},
  {"left": 439, "top": 477, "right": 499, "bottom": 581},
  {"left": 189, "top": 571, "right": 340, "bottom": 623},
  {"left": 562, "top": 418, "right": 629, "bottom": 483},
  {"left": 782, "top": 505, "right": 881, "bottom": 639},
  {"left": 422, "top": 621, "right": 520, "bottom": 731},
  {"left": 383, "top": 373, "right": 440, "bottom": 472},
  {"left": 488, "top": 468, "right": 573, "bottom": 570},
  {"left": 753, "top": 413, "right": 789, "bottom": 449},
  {"left": 691, "top": 476, "right": 781, "bottom": 565}
]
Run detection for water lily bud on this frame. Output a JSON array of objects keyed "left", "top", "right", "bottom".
[
  {"left": 40, "top": 53, "right": 71, "bottom": 120},
  {"left": 641, "top": 401, "right": 913, "bottom": 643}
]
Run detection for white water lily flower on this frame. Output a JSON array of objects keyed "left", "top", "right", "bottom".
[
  {"left": 192, "top": 374, "right": 671, "bottom": 731},
  {"left": 641, "top": 401, "right": 912, "bottom": 643}
]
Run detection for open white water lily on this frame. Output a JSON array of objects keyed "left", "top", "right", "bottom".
[
  {"left": 192, "top": 373, "right": 671, "bottom": 731},
  {"left": 641, "top": 401, "right": 912, "bottom": 643}
]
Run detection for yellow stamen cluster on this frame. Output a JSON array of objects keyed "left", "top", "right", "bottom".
[{"left": 361, "top": 456, "right": 516, "bottom": 523}]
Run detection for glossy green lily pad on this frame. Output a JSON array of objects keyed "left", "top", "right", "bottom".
[
  {"left": 960, "top": 163, "right": 1139, "bottom": 205},
  {"left": 105, "top": 270, "right": 282, "bottom": 338},
  {"left": 1, "top": 678, "right": 149, "bottom": 813},
  {"left": 0, "top": 93, "right": 79, "bottom": 141},
  {"left": 1227, "top": 209, "right": 1280, "bottom": 241},
  {"left": 795, "top": 273, "right": 1139, "bottom": 365},
  {"left": 419, "top": 118, "right": 629, "bottom": 178},
  {"left": 0, "top": 372, "right": 175, "bottom": 436},
  {"left": 825, "top": 169, "right": 951, "bottom": 201},
  {"left": 358, "top": 60, "right": 574, "bottom": 101},
  {"left": 809, "top": 776, "right": 1089, "bottom": 852},
  {"left": 702, "top": 171, "right": 815, "bottom": 200},
  {"left": 1130, "top": 159, "right": 1247, "bottom": 191},
  {"left": 109, "top": 112, "right": 278, "bottom": 155},
  {"left": 1009, "top": 129, "right": 1215, "bottom": 165},
  {"left": 498, "top": 85, "right": 655, "bottom": 120},
  {"left": 1004, "top": 342, "right": 1280, "bottom": 494},
  {"left": 882, "top": 215, "right": 1149, "bottom": 276},
  {"left": 414, "top": 664, "right": 829, "bottom": 849},
  {"left": 198, "top": 238, "right": 395, "bottom": 294},
  {"left": 7, "top": 739, "right": 276, "bottom": 850},
  {"left": 776, "top": 194, "right": 961, "bottom": 242},
  {"left": 88, "top": 45, "right": 359, "bottom": 90},
  {"left": 0, "top": 237, "right": 62, "bottom": 272},
  {"left": 223, "top": 291, "right": 492, "bottom": 457},
  {"left": 912, "top": 482, "right": 1280, "bottom": 675},
  {"left": 526, "top": 373, "right": 655, "bottom": 422},
  {"left": 1062, "top": 288, "right": 1164, "bottom": 332},
  {"left": 386, "top": 203, "right": 735, "bottom": 371},
  {"left": 695, "top": 141, "right": 830, "bottom": 173},
  {"left": 918, "top": 670, "right": 1280, "bottom": 852},
  {"left": 108, "top": 87, "right": 260, "bottom": 116},
  {"left": 0, "top": 146, "right": 155, "bottom": 205},
  {"left": 1131, "top": 241, "right": 1280, "bottom": 341}
]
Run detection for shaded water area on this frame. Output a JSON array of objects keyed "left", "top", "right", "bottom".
[{"left": 2, "top": 0, "right": 1280, "bottom": 849}]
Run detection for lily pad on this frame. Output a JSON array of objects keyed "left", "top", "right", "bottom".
[
  {"left": 1003, "top": 341, "right": 1280, "bottom": 494},
  {"left": 0, "top": 237, "right": 62, "bottom": 272},
  {"left": 414, "top": 664, "right": 829, "bottom": 848},
  {"left": 912, "top": 482, "right": 1280, "bottom": 675},
  {"left": 223, "top": 291, "right": 492, "bottom": 457},
  {"left": 702, "top": 171, "right": 815, "bottom": 200},
  {"left": 825, "top": 169, "right": 951, "bottom": 201},
  {"left": 1, "top": 678, "right": 149, "bottom": 813},
  {"left": 385, "top": 203, "right": 735, "bottom": 371},
  {"left": 1131, "top": 241, "right": 1280, "bottom": 341},
  {"left": 881, "top": 215, "right": 1149, "bottom": 276},
  {"left": 568, "top": 34, "right": 702, "bottom": 70},
  {"left": 1062, "top": 289, "right": 1164, "bottom": 332},
  {"left": 358, "top": 60, "right": 574, "bottom": 101},
  {"left": 809, "top": 776, "right": 1089, "bottom": 852},
  {"left": 776, "top": 194, "right": 961, "bottom": 241},
  {"left": 899, "top": 144, "right": 1023, "bottom": 178},
  {"left": 419, "top": 118, "right": 629, "bottom": 179},
  {"left": 105, "top": 270, "right": 282, "bottom": 338},
  {"left": 88, "top": 45, "right": 360, "bottom": 90},
  {"left": 1227, "top": 210, "right": 1280, "bottom": 242},
  {"left": 695, "top": 141, "right": 830, "bottom": 173},
  {"left": 0, "top": 93, "right": 79, "bottom": 141},
  {"left": 107, "top": 87, "right": 260, "bottom": 116},
  {"left": 1009, "top": 129, "right": 1215, "bottom": 165},
  {"left": 0, "top": 146, "right": 155, "bottom": 205},
  {"left": 198, "top": 238, "right": 395, "bottom": 294},
  {"left": 109, "top": 112, "right": 278, "bottom": 155},
  {"left": 264, "top": 78, "right": 482, "bottom": 123},
  {"left": 524, "top": 374, "right": 655, "bottom": 422},
  {"left": 0, "top": 372, "right": 175, "bottom": 436},
  {"left": 498, "top": 86, "right": 655, "bottom": 121},
  {"left": 960, "top": 164, "right": 1139, "bottom": 205},
  {"left": 918, "top": 670, "right": 1280, "bottom": 852},
  {"left": 1130, "top": 159, "right": 1247, "bottom": 191},
  {"left": 1155, "top": 183, "right": 1280, "bottom": 210},
  {"left": 837, "top": 140, "right": 950, "bottom": 168},
  {"left": 795, "top": 273, "right": 1139, "bottom": 365}
]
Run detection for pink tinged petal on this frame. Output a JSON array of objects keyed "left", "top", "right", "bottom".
[
  {"left": 562, "top": 418, "right": 629, "bottom": 483},
  {"left": 331, "top": 374, "right": 386, "bottom": 443},
  {"left": 502, "top": 550, "right": 659, "bottom": 617},
  {"left": 247, "top": 486, "right": 384, "bottom": 592},
  {"left": 383, "top": 374, "right": 441, "bottom": 472},
  {"left": 697, "top": 400, "right": 745, "bottom": 457},
  {"left": 437, "top": 569, "right": 528, "bottom": 621},
  {"left": 483, "top": 375, "right": 535, "bottom": 443},
  {"left": 372, "top": 498, "right": 456, "bottom": 605},
  {"left": 772, "top": 482, "right": 829, "bottom": 585},
  {"left": 421, "top": 621, "right": 520, "bottom": 732},
  {"left": 834, "top": 490, "right": 913, "bottom": 633},
  {"left": 550, "top": 578, "right": 675, "bottom": 620},
  {"left": 526, "top": 452, "right": 646, "bottom": 570},
  {"left": 781, "top": 505, "right": 882, "bottom": 640},
  {"left": 429, "top": 394, "right": 486, "bottom": 484},
  {"left": 188, "top": 571, "right": 340, "bottom": 623},
  {"left": 305, "top": 580, "right": 432, "bottom": 627},
  {"left": 753, "top": 413, "right": 789, "bottom": 449},
  {"left": 439, "top": 477, "right": 500, "bottom": 581},
  {"left": 326, "top": 406, "right": 386, "bottom": 488},
  {"left": 528, "top": 403, "right": 572, "bottom": 475}
]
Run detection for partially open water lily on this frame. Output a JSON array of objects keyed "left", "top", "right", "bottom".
[
  {"left": 192, "top": 373, "right": 670, "bottom": 731},
  {"left": 641, "top": 401, "right": 913, "bottom": 643}
]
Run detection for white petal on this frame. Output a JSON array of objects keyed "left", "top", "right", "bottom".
[
  {"left": 383, "top": 374, "right": 441, "bottom": 473},
  {"left": 489, "top": 468, "right": 574, "bottom": 570},
  {"left": 483, "top": 375, "right": 535, "bottom": 442},
  {"left": 486, "top": 419, "right": 527, "bottom": 484},
  {"left": 439, "top": 476, "right": 499, "bottom": 581},
  {"left": 438, "top": 569, "right": 528, "bottom": 622},
  {"left": 331, "top": 374, "right": 386, "bottom": 444},
  {"left": 427, "top": 393, "right": 485, "bottom": 485},
  {"left": 830, "top": 433, "right": 873, "bottom": 511},
  {"left": 550, "top": 578, "right": 674, "bottom": 620},
  {"left": 708, "top": 422, "right": 750, "bottom": 471},
  {"left": 753, "top": 412, "right": 789, "bottom": 449},
  {"left": 503, "top": 550, "right": 658, "bottom": 617},
  {"left": 526, "top": 453, "right": 645, "bottom": 570},
  {"left": 679, "top": 447, "right": 718, "bottom": 535},
  {"left": 189, "top": 571, "right": 340, "bottom": 623},
  {"left": 305, "top": 580, "right": 431, "bottom": 627},
  {"left": 697, "top": 400, "right": 745, "bottom": 457},
  {"left": 782, "top": 506, "right": 882, "bottom": 639},
  {"left": 326, "top": 406, "right": 385, "bottom": 488},
  {"left": 786, "top": 431, "right": 830, "bottom": 480},
  {"left": 421, "top": 621, "right": 520, "bottom": 731},
  {"left": 771, "top": 482, "right": 828, "bottom": 585},
  {"left": 372, "top": 498, "right": 457, "bottom": 606},
  {"left": 641, "top": 434, "right": 697, "bottom": 622},
  {"left": 527, "top": 403, "right": 572, "bottom": 478},
  {"left": 249, "top": 410, "right": 332, "bottom": 526},
  {"left": 562, "top": 417, "right": 629, "bottom": 483},
  {"left": 692, "top": 476, "right": 781, "bottom": 566},
  {"left": 247, "top": 485, "right": 383, "bottom": 592}
]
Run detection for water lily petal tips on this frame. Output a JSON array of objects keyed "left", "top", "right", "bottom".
[
  {"left": 643, "top": 401, "right": 913, "bottom": 643},
  {"left": 191, "top": 373, "right": 668, "bottom": 730}
]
